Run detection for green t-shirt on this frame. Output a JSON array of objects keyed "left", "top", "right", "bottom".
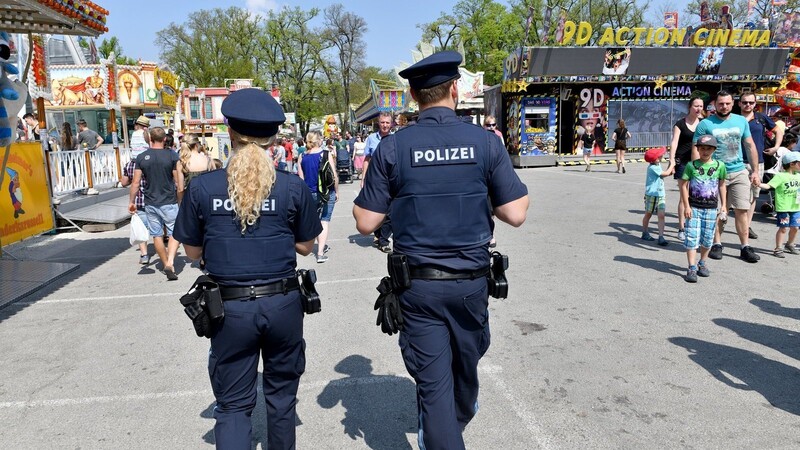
[
  {"left": 767, "top": 171, "right": 800, "bottom": 212},
  {"left": 682, "top": 159, "right": 726, "bottom": 209}
]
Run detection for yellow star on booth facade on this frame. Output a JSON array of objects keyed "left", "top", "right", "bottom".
[
  {"left": 654, "top": 78, "right": 666, "bottom": 89},
  {"left": 778, "top": 78, "right": 789, "bottom": 90},
  {"left": 516, "top": 80, "right": 529, "bottom": 92}
]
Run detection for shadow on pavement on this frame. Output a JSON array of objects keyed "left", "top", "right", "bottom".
[
  {"left": 347, "top": 234, "right": 376, "bottom": 248},
  {"left": 751, "top": 299, "right": 800, "bottom": 321},
  {"left": 613, "top": 255, "right": 685, "bottom": 276},
  {"left": 602, "top": 222, "right": 685, "bottom": 254},
  {"left": 0, "top": 236, "right": 130, "bottom": 321},
  {"left": 669, "top": 337, "right": 800, "bottom": 416},
  {"left": 318, "top": 354, "right": 416, "bottom": 450},
  {"left": 713, "top": 318, "right": 800, "bottom": 362}
]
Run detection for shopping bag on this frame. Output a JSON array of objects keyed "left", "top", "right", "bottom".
[{"left": 129, "top": 213, "right": 149, "bottom": 246}]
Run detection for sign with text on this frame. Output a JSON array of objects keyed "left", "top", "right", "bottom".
[
  {"left": 0, "top": 142, "right": 55, "bottom": 244},
  {"left": 559, "top": 21, "right": 771, "bottom": 47}
]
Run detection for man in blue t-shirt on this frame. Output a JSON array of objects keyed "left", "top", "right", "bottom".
[
  {"left": 739, "top": 92, "right": 785, "bottom": 240},
  {"left": 693, "top": 90, "right": 760, "bottom": 263},
  {"left": 362, "top": 112, "right": 394, "bottom": 252}
]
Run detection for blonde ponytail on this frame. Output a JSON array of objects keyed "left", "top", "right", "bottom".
[
  {"left": 179, "top": 134, "right": 201, "bottom": 174},
  {"left": 227, "top": 130, "right": 276, "bottom": 233}
]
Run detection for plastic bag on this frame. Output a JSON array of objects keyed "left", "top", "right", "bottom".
[{"left": 129, "top": 213, "right": 149, "bottom": 246}]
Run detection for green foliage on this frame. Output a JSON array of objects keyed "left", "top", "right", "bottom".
[{"left": 97, "top": 36, "right": 138, "bottom": 65}]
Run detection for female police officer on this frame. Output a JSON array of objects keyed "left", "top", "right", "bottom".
[{"left": 173, "top": 88, "right": 322, "bottom": 450}]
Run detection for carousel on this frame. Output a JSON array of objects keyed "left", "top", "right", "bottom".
[{"left": 0, "top": 0, "right": 109, "bottom": 306}]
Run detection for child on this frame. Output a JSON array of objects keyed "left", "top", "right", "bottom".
[
  {"left": 764, "top": 132, "right": 797, "bottom": 175},
  {"left": 680, "top": 135, "right": 727, "bottom": 282},
  {"left": 758, "top": 152, "right": 800, "bottom": 258},
  {"left": 642, "top": 147, "right": 671, "bottom": 246}
]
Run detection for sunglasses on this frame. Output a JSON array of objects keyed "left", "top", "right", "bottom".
[
  {"left": 740, "top": 101, "right": 756, "bottom": 105},
  {"left": 485, "top": 123, "right": 497, "bottom": 128}
]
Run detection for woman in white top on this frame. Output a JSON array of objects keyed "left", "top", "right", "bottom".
[{"left": 353, "top": 134, "right": 366, "bottom": 179}]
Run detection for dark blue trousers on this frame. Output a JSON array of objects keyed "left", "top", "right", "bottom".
[
  {"left": 375, "top": 215, "right": 392, "bottom": 246},
  {"left": 208, "top": 291, "right": 306, "bottom": 450},
  {"left": 398, "top": 278, "right": 491, "bottom": 450}
]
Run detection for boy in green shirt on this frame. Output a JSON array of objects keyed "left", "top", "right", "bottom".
[{"left": 759, "top": 152, "right": 800, "bottom": 258}]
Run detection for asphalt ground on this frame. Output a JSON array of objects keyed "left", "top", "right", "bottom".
[{"left": 1, "top": 161, "right": 799, "bottom": 449}]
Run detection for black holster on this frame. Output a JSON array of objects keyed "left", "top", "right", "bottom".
[
  {"left": 487, "top": 251, "right": 509, "bottom": 299},
  {"left": 298, "top": 269, "right": 321, "bottom": 314},
  {"left": 179, "top": 275, "right": 225, "bottom": 338},
  {"left": 387, "top": 253, "right": 411, "bottom": 290}
]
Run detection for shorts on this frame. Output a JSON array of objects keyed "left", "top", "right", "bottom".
[
  {"left": 725, "top": 169, "right": 752, "bottom": 210},
  {"left": 144, "top": 204, "right": 178, "bottom": 237},
  {"left": 750, "top": 163, "right": 764, "bottom": 199},
  {"left": 685, "top": 207, "right": 718, "bottom": 250},
  {"left": 673, "top": 161, "right": 687, "bottom": 180},
  {"left": 776, "top": 211, "right": 800, "bottom": 228},
  {"left": 644, "top": 195, "right": 666, "bottom": 214},
  {"left": 582, "top": 146, "right": 593, "bottom": 156},
  {"left": 311, "top": 190, "right": 336, "bottom": 222}
]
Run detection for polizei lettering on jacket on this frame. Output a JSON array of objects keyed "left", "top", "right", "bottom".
[
  {"left": 411, "top": 145, "right": 477, "bottom": 167},
  {"left": 210, "top": 196, "right": 278, "bottom": 215}
]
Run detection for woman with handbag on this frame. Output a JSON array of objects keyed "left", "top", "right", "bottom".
[
  {"left": 297, "top": 130, "right": 339, "bottom": 263},
  {"left": 611, "top": 118, "right": 631, "bottom": 174}
]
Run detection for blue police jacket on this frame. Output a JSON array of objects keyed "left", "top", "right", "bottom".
[
  {"left": 355, "top": 107, "right": 528, "bottom": 271},
  {"left": 173, "top": 169, "right": 322, "bottom": 286}
]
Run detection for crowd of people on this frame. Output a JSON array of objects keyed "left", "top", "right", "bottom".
[{"left": 639, "top": 91, "right": 800, "bottom": 283}]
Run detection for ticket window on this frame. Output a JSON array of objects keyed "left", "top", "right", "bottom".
[{"left": 524, "top": 106, "right": 550, "bottom": 134}]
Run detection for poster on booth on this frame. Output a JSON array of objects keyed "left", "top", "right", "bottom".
[
  {"left": 520, "top": 97, "right": 557, "bottom": 156},
  {"left": 0, "top": 142, "right": 55, "bottom": 244},
  {"left": 575, "top": 87, "right": 608, "bottom": 155},
  {"left": 47, "top": 66, "right": 109, "bottom": 107}
]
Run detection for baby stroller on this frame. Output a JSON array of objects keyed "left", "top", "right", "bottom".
[{"left": 336, "top": 147, "right": 353, "bottom": 184}]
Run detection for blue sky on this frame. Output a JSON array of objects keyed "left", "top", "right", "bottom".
[{"left": 106, "top": 0, "right": 461, "bottom": 71}]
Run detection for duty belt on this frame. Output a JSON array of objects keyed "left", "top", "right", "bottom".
[
  {"left": 219, "top": 277, "right": 300, "bottom": 300},
  {"left": 409, "top": 266, "right": 490, "bottom": 280}
]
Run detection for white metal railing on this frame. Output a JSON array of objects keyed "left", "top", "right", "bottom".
[
  {"left": 618, "top": 132, "right": 672, "bottom": 149},
  {"left": 88, "top": 148, "right": 119, "bottom": 187},
  {"left": 119, "top": 147, "right": 132, "bottom": 168},
  {"left": 49, "top": 150, "right": 90, "bottom": 195}
]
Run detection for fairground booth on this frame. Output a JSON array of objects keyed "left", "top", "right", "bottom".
[
  {"left": 492, "top": 21, "right": 792, "bottom": 167},
  {"left": 0, "top": 0, "right": 110, "bottom": 304}
]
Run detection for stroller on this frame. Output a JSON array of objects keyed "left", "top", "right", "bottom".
[{"left": 336, "top": 147, "right": 354, "bottom": 184}]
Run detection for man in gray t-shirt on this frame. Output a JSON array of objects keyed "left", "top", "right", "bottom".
[{"left": 77, "top": 119, "right": 103, "bottom": 149}]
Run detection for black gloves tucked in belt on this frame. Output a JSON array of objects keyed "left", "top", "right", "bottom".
[{"left": 374, "top": 276, "right": 403, "bottom": 335}]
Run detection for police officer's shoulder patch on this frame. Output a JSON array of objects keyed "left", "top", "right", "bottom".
[{"left": 411, "top": 145, "right": 477, "bottom": 167}]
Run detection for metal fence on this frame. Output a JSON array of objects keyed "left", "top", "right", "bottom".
[
  {"left": 614, "top": 132, "right": 672, "bottom": 150},
  {"left": 48, "top": 146, "right": 126, "bottom": 196}
]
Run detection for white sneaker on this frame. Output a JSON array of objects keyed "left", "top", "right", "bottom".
[{"left": 677, "top": 230, "right": 686, "bottom": 242}]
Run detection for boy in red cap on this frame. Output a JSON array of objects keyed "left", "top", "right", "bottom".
[
  {"left": 680, "top": 135, "right": 727, "bottom": 282},
  {"left": 642, "top": 146, "right": 671, "bottom": 245}
]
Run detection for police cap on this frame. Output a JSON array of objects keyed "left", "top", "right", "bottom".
[
  {"left": 398, "top": 51, "right": 462, "bottom": 90},
  {"left": 221, "top": 88, "right": 285, "bottom": 138}
]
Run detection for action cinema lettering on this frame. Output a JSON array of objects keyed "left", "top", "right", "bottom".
[
  {"left": 1, "top": 213, "right": 44, "bottom": 235},
  {"left": 560, "top": 21, "right": 771, "bottom": 47},
  {"left": 612, "top": 85, "right": 693, "bottom": 98}
]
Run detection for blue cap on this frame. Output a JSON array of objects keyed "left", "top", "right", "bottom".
[
  {"left": 221, "top": 88, "right": 285, "bottom": 138},
  {"left": 399, "top": 51, "right": 462, "bottom": 90},
  {"left": 782, "top": 151, "right": 800, "bottom": 166}
]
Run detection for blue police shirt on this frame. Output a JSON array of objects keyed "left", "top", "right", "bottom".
[
  {"left": 355, "top": 107, "right": 528, "bottom": 270},
  {"left": 173, "top": 169, "right": 322, "bottom": 286}
]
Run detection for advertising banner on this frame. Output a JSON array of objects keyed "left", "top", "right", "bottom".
[
  {"left": 457, "top": 68, "right": 485, "bottom": 101},
  {"left": 117, "top": 68, "right": 144, "bottom": 106},
  {"left": 0, "top": 142, "right": 54, "bottom": 244},
  {"left": 520, "top": 97, "right": 557, "bottom": 156},
  {"left": 47, "top": 66, "right": 109, "bottom": 107}
]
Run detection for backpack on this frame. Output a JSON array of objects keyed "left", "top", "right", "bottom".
[
  {"left": 317, "top": 150, "right": 336, "bottom": 202},
  {"left": 754, "top": 113, "right": 777, "bottom": 169}
]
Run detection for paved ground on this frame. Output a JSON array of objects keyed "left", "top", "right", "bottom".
[{"left": 2, "top": 162, "right": 799, "bottom": 449}]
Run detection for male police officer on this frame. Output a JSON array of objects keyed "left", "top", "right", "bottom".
[{"left": 353, "top": 51, "right": 529, "bottom": 450}]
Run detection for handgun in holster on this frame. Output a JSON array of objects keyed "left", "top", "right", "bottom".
[
  {"left": 180, "top": 275, "right": 224, "bottom": 338},
  {"left": 298, "top": 269, "right": 321, "bottom": 314},
  {"left": 487, "top": 251, "right": 509, "bottom": 299},
  {"left": 387, "top": 253, "right": 411, "bottom": 291}
]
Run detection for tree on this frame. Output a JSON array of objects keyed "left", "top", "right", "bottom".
[
  {"left": 97, "top": 36, "right": 137, "bottom": 65},
  {"left": 323, "top": 4, "right": 367, "bottom": 130},
  {"left": 155, "top": 7, "right": 259, "bottom": 87},
  {"left": 261, "top": 6, "right": 334, "bottom": 135}
]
